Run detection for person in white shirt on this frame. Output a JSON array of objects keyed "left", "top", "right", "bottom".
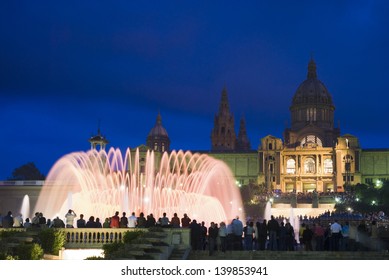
[
  {"left": 65, "top": 209, "right": 77, "bottom": 228},
  {"left": 330, "top": 220, "right": 342, "bottom": 251},
  {"left": 13, "top": 214, "right": 23, "bottom": 228},
  {"left": 128, "top": 212, "right": 137, "bottom": 228}
]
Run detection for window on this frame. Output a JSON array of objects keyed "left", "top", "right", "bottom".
[
  {"left": 306, "top": 107, "right": 316, "bottom": 122},
  {"left": 300, "top": 135, "right": 322, "bottom": 147},
  {"left": 286, "top": 159, "right": 296, "bottom": 174},
  {"left": 344, "top": 175, "right": 353, "bottom": 183},
  {"left": 304, "top": 158, "right": 315, "bottom": 174},
  {"left": 266, "top": 156, "right": 275, "bottom": 161},
  {"left": 324, "top": 159, "right": 333, "bottom": 174},
  {"left": 343, "top": 155, "right": 353, "bottom": 172}
]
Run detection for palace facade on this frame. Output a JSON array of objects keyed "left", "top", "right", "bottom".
[{"left": 140, "top": 58, "right": 389, "bottom": 193}]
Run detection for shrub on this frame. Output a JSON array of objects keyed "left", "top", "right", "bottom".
[
  {"left": 15, "top": 243, "right": 44, "bottom": 260},
  {"left": 102, "top": 242, "right": 124, "bottom": 259},
  {"left": 122, "top": 230, "right": 144, "bottom": 244},
  {"left": 38, "top": 228, "right": 66, "bottom": 255}
]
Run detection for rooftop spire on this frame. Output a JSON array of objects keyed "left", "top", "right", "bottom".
[
  {"left": 219, "top": 86, "right": 230, "bottom": 115},
  {"left": 156, "top": 111, "right": 162, "bottom": 125},
  {"left": 307, "top": 57, "right": 317, "bottom": 79},
  {"left": 97, "top": 118, "right": 101, "bottom": 135},
  {"left": 236, "top": 115, "right": 251, "bottom": 151}
]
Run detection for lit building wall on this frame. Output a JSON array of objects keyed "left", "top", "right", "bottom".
[{"left": 360, "top": 149, "right": 389, "bottom": 187}]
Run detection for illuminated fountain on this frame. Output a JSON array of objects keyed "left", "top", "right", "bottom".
[
  {"left": 20, "top": 194, "right": 30, "bottom": 221},
  {"left": 264, "top": 200, "right": 299, "bottom": 241},
  {"left": 264, "top": 201, "right": 271, "bottom": 221},
  {"left": 34, "top": 148, "right": 245, "bottom": 226}
]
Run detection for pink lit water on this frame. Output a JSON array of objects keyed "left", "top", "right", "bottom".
[{"left": 34, "top": 148, "right": 245, "bottom": 226}]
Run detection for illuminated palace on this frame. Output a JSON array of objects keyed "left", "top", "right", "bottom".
[{"left": 138, "top": 58, "right": 389, "bottom": 193}]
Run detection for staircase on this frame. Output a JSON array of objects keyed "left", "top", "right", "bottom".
[{"left": 169, "top": 246, "right": 191, "bottom": 260}]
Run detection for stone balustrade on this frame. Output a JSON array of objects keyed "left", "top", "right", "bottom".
[{"left": 1, "top": 227, "right": 191, "bottom": 250}]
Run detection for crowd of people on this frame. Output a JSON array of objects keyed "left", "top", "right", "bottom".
[
  {"left": 0, "top": 210, "right": 51, "bottom": 229},
  {"left": 1, "top": 207, "right": 387, "bottom": 254},
  {"left": 0, "top": 209, "right": 195, "bottom": 230}
]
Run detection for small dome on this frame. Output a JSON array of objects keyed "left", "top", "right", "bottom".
[
  {"left": 89, "top": 134, "right": 108, "bottom": 143},
  {"left": 291, "top": 59, "right": 333, "bottom": 107},
  {"left": 148, "top": 112, "right": 169, "bottom": 137},
  {"left": 89, "top": 128, "right": 108, "bottom": 144}
]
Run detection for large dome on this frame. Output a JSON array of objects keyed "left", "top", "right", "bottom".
[
  {"left": 286, "top": 58, "right": 339, "bottom": 147},
  {"left": 291, "top": 59, "right": 333, "bottom": 107},
  {"left": 148, "top": 112, "right": 169, "bottom": 137}
]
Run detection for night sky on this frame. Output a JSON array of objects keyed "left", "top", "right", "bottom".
[{"left": 1, "top": 1, "right": 389, "bottom": 180}]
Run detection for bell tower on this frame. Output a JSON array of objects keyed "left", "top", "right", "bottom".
[{"left": 211, "top": 87, "right": 237, "bottom": 151}]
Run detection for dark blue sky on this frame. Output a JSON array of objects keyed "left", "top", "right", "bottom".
[{"left": 1, "top": 1, "right": 389, "bottom": 180}]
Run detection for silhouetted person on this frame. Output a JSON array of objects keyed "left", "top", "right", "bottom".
[
  {"left": 303, "top": 224, "right": 314, "bottom": 251},
  {"left": 120, "top": 212, "right": 128, "bottom": 228},
  {"left": 189, "top": 219, "right": 202, "bottom": 250},
  {"left": 170, "top": 213, "right": 180, "bottom": 228},
  {"left": 181, "top": 213, "right": 191, "bottom": 228},
  {"left": 146, "top": 213, "right": 156, "bottom": 227},
  {"left": 53, "top": 216, "right": 65, "bottom": 228},
  {"left": 267, "top": 215, "right": 279, "bottom": 251},
  {"left": 77, "top": 214, "right": 86, "bottom": 228},
  {"left": 257, "top": 219, "right": 268, "bottom": 251},
  {"left": 137, "top": 212, "right": 147, "bottom": 228},
  {"left": 208, "top": 222, "right": 219, "bottom": 256},
  {"left": 86, "top": 216, "right": 97, "bottom": 228},
  {"left": 2, "top": 211, "right": 13, "bottom": 228}
]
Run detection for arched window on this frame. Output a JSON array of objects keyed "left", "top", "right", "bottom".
[
  {"left": 304, "top": 158, "right": 315, "bottom": 174},
  {"left": 324, "top": 158, "right": 333, "bottom": 174},
  {"left": 286, "top": 159, "right": 296, "bottom": 174},
  {"left": 300, "top": 135, "right": 323, "bottom": 147}
]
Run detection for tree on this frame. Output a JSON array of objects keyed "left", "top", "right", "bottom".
[{"left": 8, "top": 162, "right": 45, "bottom": 180}]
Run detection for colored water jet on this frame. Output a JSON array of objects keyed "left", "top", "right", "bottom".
[
  {"left": 34, "top": 148, "right": 245, "bottom": 226},
  {"left": 20, "top": 194, "right": 30, "bottom": 221}
]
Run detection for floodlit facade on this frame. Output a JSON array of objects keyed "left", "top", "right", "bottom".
[{"left": 196, "top": 59, "right": 388, "bottom": 192}]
